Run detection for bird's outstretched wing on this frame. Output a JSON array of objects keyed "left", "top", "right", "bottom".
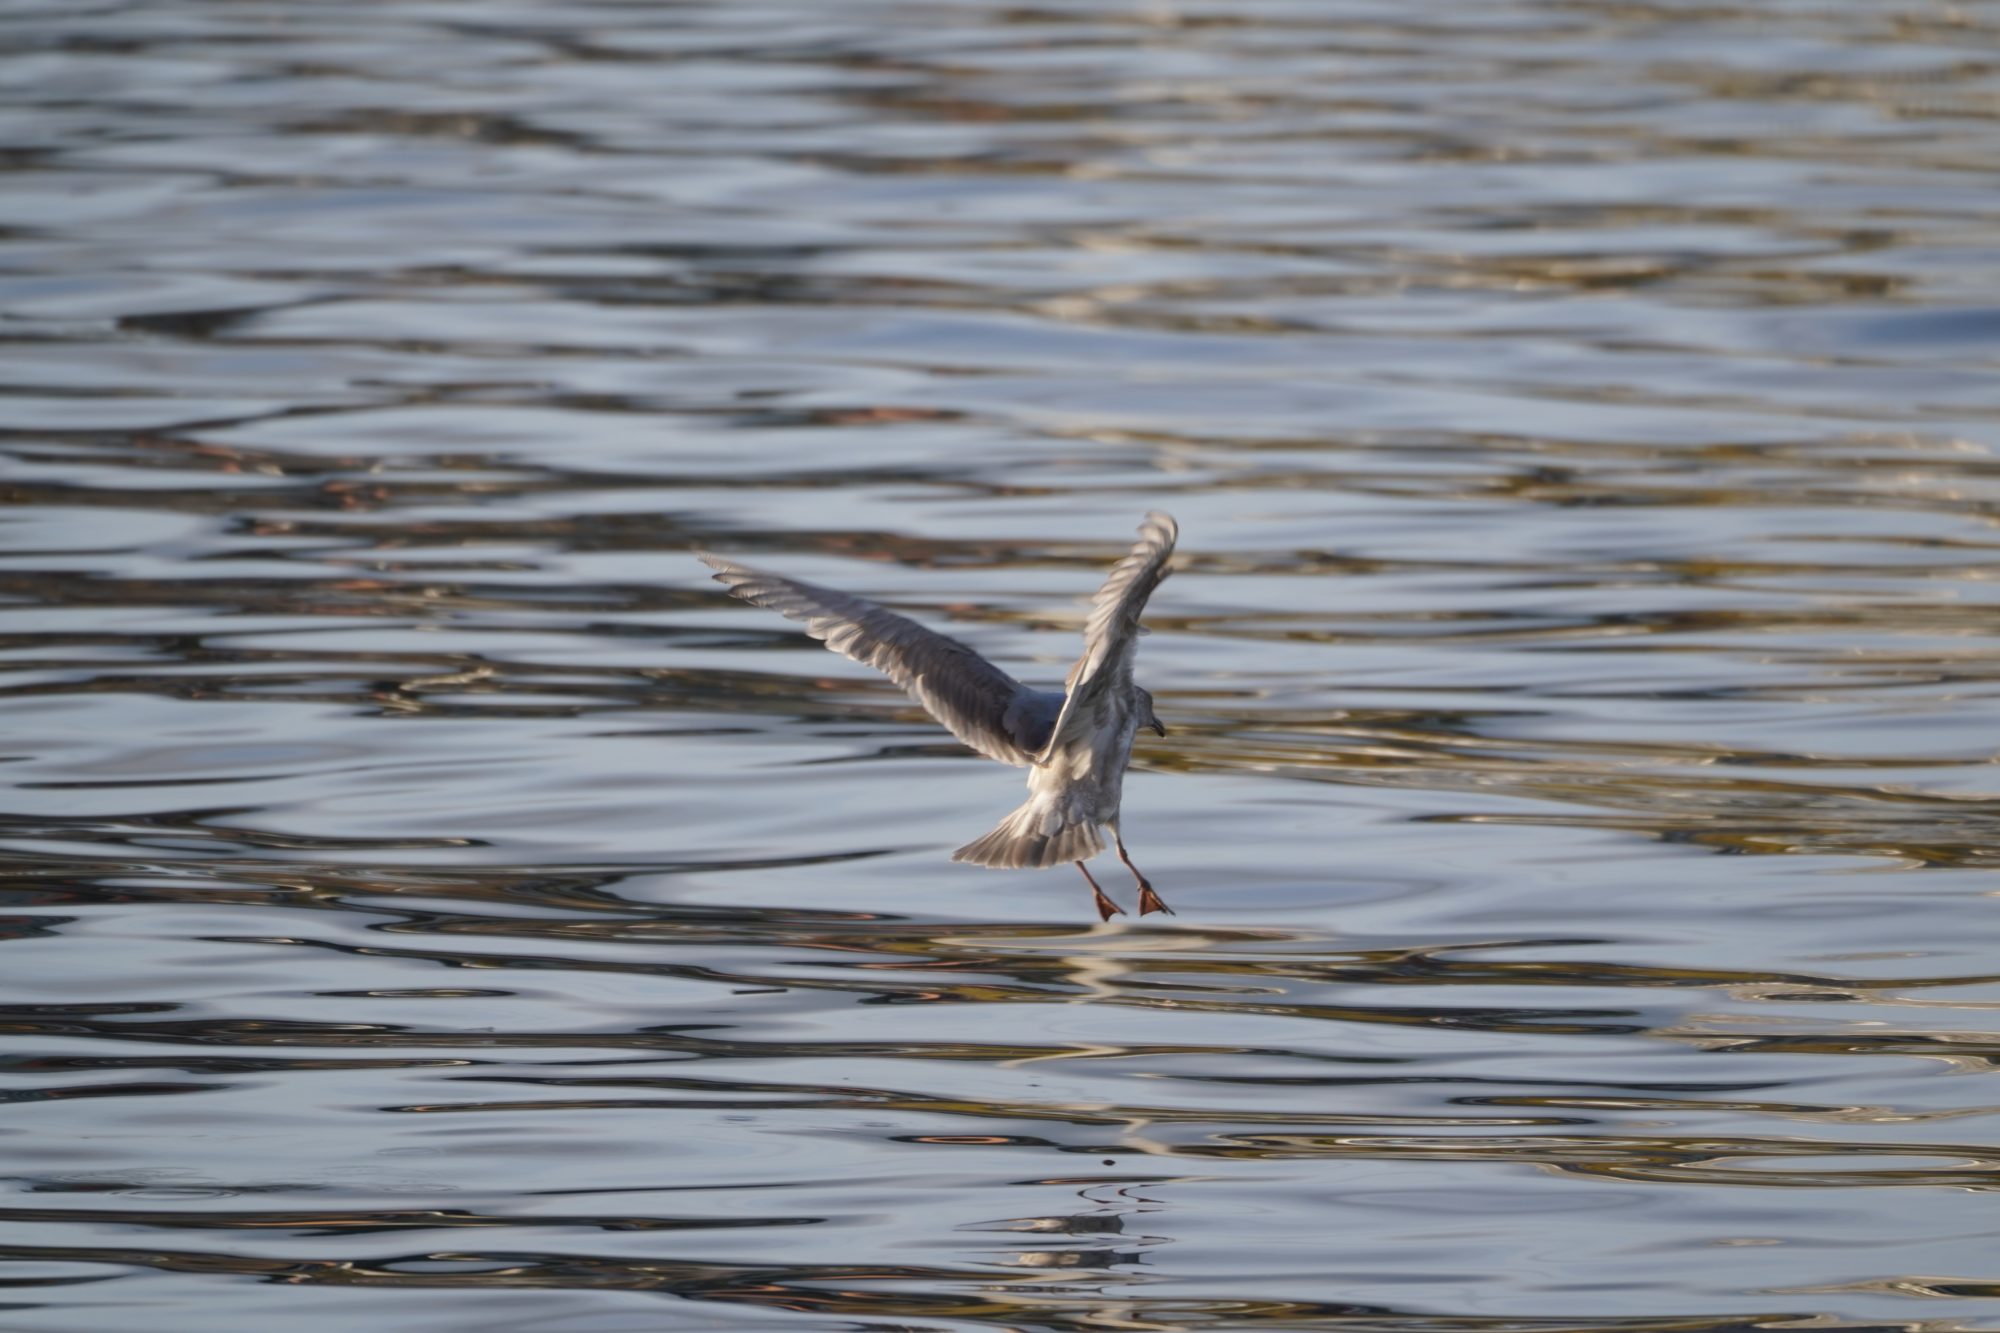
[
  {"left": 697, "top": 553, "right": 1058, "bottom": 766},
  {"left": 1037, "top": 511, "right": 1178, "bottom": 760}
]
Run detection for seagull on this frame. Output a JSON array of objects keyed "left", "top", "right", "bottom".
[{"left": 696, "top": 512, "right": 1178, "bottom": 921}]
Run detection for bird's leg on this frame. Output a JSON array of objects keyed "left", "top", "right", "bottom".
[
  {"left": 1114, "top": 827, "right": 1172, "bottom": 916},
  {"left": 1076, "top": 860, "right": 1123, "bottom": 922}
]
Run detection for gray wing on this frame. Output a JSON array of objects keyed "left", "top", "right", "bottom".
[
  {"left": 696, "top": 552, "right": 1059, "bottom": 766},
  {"left": 1038, "top": 511, "right": 1178, "bottom": 759}
]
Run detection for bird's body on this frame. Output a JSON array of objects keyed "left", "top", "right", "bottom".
[
  {"left": 697, "top": 512, "right": 1177, "bottom": 919},
  {"left": 951, "top": 684, "right": 1135, "bottom": 870}
]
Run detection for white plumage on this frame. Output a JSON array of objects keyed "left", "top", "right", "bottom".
[{"left": 697, "top": 512, "right": 1178, "bottom": 919}]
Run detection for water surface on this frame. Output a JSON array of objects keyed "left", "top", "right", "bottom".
[{"left": 7, "top": 2, "right": 2000, "bottom": 1329}]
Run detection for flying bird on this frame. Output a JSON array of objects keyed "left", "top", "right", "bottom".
[{"left": 696, "top": 513, "right": 1178, "bottom": 921}]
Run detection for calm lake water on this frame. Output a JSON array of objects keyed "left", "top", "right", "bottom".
[{"left": 7, "top": 2, "right": 2000, "bottom": 1329}]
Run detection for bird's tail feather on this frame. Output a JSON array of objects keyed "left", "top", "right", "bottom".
[{"left": 952, "top": 800, "right": 1103, "bottom": 870}]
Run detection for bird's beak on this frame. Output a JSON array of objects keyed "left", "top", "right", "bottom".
[{"left": 1150, "top": 718, "right": 1168, "bottom": 738}]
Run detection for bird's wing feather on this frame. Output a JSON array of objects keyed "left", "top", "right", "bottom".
[
  {"left": 697, "top": 553, "right": 1056, "bottom": 766},
  {"left": 1037, "top": 512, "right": 1178, "bottom": 760}
]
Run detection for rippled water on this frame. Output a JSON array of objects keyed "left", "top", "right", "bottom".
[{"left": 7, "top": 2, "right": 2000, "bottom": 1329}]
